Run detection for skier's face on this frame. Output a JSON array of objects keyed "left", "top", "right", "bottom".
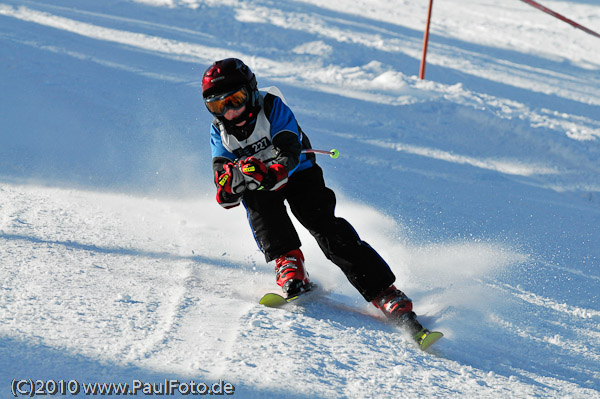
[{"left": 223, "top": 105, "right": 247, "bottom": 126}]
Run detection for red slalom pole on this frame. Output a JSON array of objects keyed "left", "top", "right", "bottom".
[
  {"left": 520, "top": 0, "right": 600, "bottom": 39},
  {"left": 419, "top": 0, "right": 434, "bottom": 80}
]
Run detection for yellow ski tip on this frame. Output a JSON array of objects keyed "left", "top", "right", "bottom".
[
  {"left": 259, "top": 293, "right": 288, "bottom": 307},
  {"left": 418, "top": 331, "right": 444, "bottom": 351}
]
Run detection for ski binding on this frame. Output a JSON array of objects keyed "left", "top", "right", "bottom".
[{"left": 259, "top": 283, "right": 317, "bottom": 308}]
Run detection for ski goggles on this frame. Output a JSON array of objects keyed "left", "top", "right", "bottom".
[{"left": 204, "top": 87, "right": 248, "bottom": 116}]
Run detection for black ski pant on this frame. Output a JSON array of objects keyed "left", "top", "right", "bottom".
[{"left": 242, "top": 164, "right": 395, "bottom": 302}]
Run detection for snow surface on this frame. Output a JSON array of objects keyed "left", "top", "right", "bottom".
[{"left": 1, "top": 0, "right": 599, "bottom": 397}]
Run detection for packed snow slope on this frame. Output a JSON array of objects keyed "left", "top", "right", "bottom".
[{"left": 1, "top": 0, "right": 599, "bottom": 397}]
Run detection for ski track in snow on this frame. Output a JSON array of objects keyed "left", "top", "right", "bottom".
[{"left": 1, "top": 0, "right": 600, "bottom": 397}]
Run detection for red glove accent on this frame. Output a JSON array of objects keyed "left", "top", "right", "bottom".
[
  {"left": 214, "top": 162, "right": 245, "bottom": 194},
  {"left": 215, "top": 189, "right": 242, "bottom": 209},
  {"left": 214, "top": 162, "right": 245, "bottom": 209},
  {"left": 239, "top": 157, "right": 268, "bottom": 190},
  {"left": 239, "top": 157, "right": 288, "bottom": 191},
  {"left": 266, "top": 163, "right": 288, "bottom": 191}
]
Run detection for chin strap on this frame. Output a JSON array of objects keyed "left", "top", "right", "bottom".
[{"left": 222, "top": 110, "right": 258, "bottom": 140}]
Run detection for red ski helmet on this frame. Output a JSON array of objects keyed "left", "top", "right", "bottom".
[{"left": 202, "top": 58, "right": 258, "bottom": 103}]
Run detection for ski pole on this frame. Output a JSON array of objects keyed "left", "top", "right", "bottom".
[{"left": 302, "top": 148, "right": 340, "bottom": 159}]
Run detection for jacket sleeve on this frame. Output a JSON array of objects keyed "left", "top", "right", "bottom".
[
  {"left": 210, "top": 123, "right": 236, "bottom": 162},
  {"left": 267, "top": 96, "right": 304, "bottom": 172},
  {"left": 272, "top": 131, "right": 302, "bottom": 172}
]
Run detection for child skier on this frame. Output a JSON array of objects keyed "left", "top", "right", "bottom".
[{"left": 202, "top": 58, "right": 427, "bottom": 338}]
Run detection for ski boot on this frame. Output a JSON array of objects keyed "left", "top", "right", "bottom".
[
  {"left": 372, "top": 285, "right": 439, "bottom": 348},
  {"left": 274, "top": 249, "right": 311, "bottom": 297}
]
